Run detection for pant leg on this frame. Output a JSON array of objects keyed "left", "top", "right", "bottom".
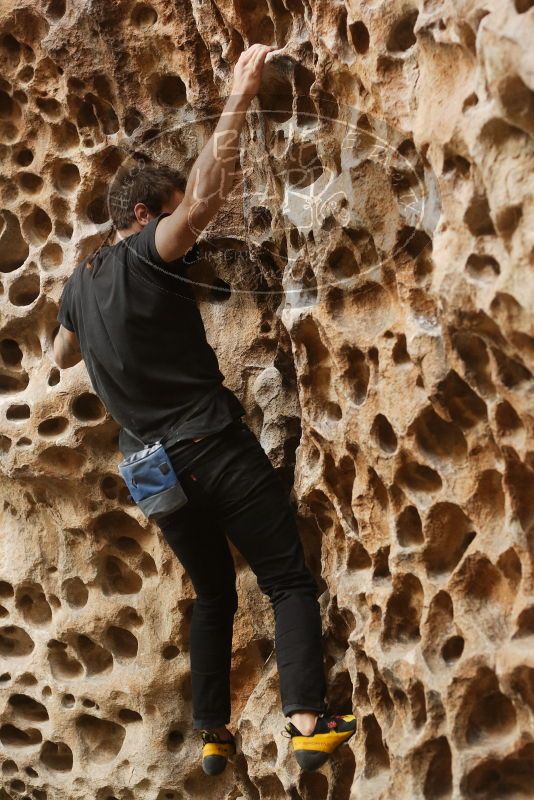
[
  {"left": 156, "top": 474, "right": 238, "bottom": 730},
  {"left": 180, "top": 421, "right": 328, "bottom": 717}
]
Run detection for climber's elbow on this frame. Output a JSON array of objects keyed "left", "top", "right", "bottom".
[{"left": 53, "top": 326, "right": 82, "bottom": 369}]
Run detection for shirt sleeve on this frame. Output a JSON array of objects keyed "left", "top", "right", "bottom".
[
  {"left": 126, "top": 212, "right": 198, "bottom": 277},
  {"left": 57, "top": 276, "right": 76, "bottom": 332}
]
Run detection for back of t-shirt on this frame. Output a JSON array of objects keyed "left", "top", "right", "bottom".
[{"left": 57, "top": 212, "right": 245, "bottom": 445}]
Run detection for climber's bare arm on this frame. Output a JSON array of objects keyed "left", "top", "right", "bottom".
[
  {"left": 155, "top": 43, "right": 274, "bottom": 263},
  {"left": 53, "top": 325, "right": 82, "bottom": 369}
]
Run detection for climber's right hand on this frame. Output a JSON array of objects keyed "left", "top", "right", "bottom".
[{"left": 231, "top": 44, "right": 275, "bottom": 99}]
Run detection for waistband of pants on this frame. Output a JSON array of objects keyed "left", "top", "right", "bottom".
[{"left": 167, "top": 417, "right": 243, "bottom": 454}]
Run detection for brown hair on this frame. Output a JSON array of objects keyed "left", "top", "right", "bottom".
[{"left": 107, "top": 163, "right": 187, "bottom": 230}]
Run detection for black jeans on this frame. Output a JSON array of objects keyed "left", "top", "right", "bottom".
[{"left": 157, "top": 418, "right": 328, "bottom": 730}]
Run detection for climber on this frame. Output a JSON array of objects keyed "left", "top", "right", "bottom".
[{"left": 53, "top": 43, "right": 356, "bottom": 775}]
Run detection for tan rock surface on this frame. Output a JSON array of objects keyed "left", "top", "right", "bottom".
[{"left": 0, "top": 0, "right": 533, "bottom": 798}]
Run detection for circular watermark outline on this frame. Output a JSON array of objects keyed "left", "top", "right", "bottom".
[{"left": 100, "top": 96, "right": 442, "bottom": 301}]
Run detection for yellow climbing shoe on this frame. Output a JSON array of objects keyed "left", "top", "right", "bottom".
[
  {"left": 282, "top": 713, "right": 357, "bottom": 771},
  {"left": 200, "top": 730, "right": 236, "bottom": 775}
]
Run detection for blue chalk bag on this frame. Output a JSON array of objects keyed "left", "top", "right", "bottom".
[
  {"left": 117, "top": 441, "right": 189, "bottom": 520},
  {"left": 117, "top": 385, "right": 221, "bottom": 521}
]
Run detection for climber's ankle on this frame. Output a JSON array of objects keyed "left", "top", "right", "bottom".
[
  {"left": 203, "top": 724, "right": 232, "bottom": 740},
  {"left": 288, "top": 710, "right": 318, "bottom": 736}
]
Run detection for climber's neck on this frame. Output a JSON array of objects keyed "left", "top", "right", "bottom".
[{"left": 113, "top": 222, "right": 142, "bottom": 244}]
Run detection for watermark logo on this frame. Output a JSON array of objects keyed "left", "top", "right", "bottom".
[{"left": 101, "top": 96, "right": 441, "bottom": 303}]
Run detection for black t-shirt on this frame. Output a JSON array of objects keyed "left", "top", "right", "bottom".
[{"left": 57, "top": 213, "right": 245, "bottom": 453}]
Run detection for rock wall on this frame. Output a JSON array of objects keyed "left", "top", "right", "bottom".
[{"left": 0, "top": 0, "right": 533, "bottom": 798}]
